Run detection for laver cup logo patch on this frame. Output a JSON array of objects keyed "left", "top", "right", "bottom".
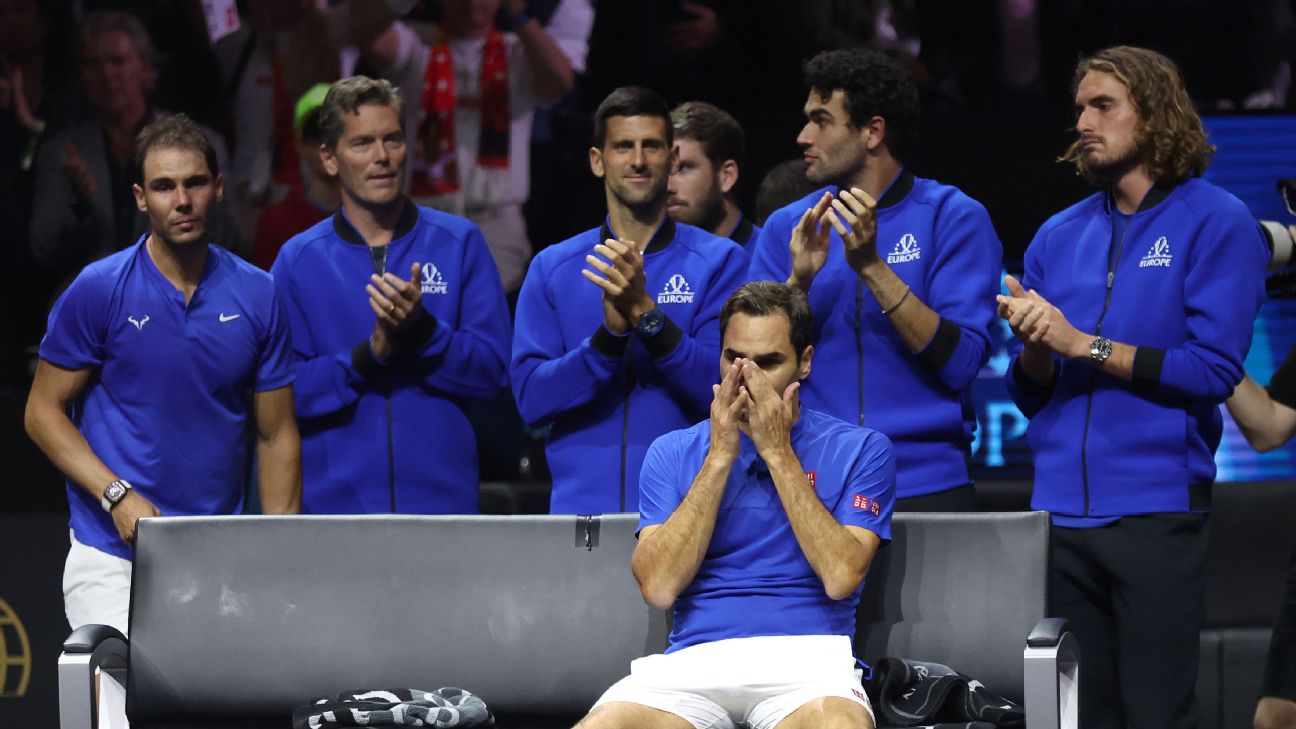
[
  {"left": 421, "top": 263, "right": 449, "bottom": 294},
  {"left": 852, "top": 494, "right": 882, "bottom": 516},
  {"left": 657, "top": 274, "right": 695, "bottom": 304},
  {"left": 887, "top": 233, "right": 921, "bottom": 264},
  {"left": 1139, "top": 236, "right": 1172, "bottom": 268}
]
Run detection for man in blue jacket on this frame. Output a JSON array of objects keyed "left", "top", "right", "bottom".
[
  {"left": 748, "top": 48, "right": 1002, "bottom": 511},
  {"left": 512, "top": 87, "right": 749, "bottom": 514},
  {"left": 272, "top": 76, "right": 510, "bottom": 514},
  {"left": 998, "top": 46, "right": 1269, "bottom": 729}
]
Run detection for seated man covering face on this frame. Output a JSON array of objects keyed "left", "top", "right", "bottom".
[{"left": 576, "top": 281, "right": 896, "bottom": 729}]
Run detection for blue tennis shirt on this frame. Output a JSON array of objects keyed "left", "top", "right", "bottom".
[
  {"left": 639, "top": 407, "right": 895, "bottom": 652},
  {"left": 39, "top": 238, "right": 295, "bottom": 560}
]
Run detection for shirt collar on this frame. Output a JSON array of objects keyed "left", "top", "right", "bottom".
[
  {"left": 332, "top": 198, "right": 419, "bottom": 246},
  {"left": 600, "top": 215, "right": 677, "bottom": 255}
]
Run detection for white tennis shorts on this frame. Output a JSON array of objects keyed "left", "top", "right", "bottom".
[
  {"left": 592, "top": 634, "right": 874, "bottom": 729},
  {"left": 63, "top": 531, "right": 132, "bottom": 636}
]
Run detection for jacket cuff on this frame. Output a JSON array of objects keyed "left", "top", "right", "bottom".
[
  {"left": 1012, "top": 357, "right": 1057, "bottom": 398},
  {"left": 351, "top": 339, "right": 384, "bottom": 378},
  {"left": 401, "top": 312, "right": 438, "bottom": 348},
  {"left": 639, "top": 316, "right": 684, "bottom": 359},
  {"left": 1131, "top": 346, "right": 1165, "bottom": 396},
  {"left": 916, "top": 317, "right": 961, "bottom": 372},
  {"left": 590, "top": 324, "right": 630, "bottom": 357}
]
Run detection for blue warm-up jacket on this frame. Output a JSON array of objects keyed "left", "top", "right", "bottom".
[
  {"left": 749, "top": 171, "right": 1003, "bottom": 498},
  {"left": 1007, "top": 178, "right": 1268, "bottom": 516},
  {"left": 511, "top": 218, "right": 749, "bottom": 514},
  {"left": 272, "top": 201, "right": 510, "bottom": 514}
]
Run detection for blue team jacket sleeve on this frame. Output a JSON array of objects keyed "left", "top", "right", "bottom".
[
  {"left": 39, "top": 266, "right": 110, "bottom": 370},
  {"left": 650, "top": 244, "right": 751, "bottom": 412},
  {"left": 638, "top": 430, "right": 686, "bottom": 532},
  {"left": 1005, "top": 233, "right": 1060, "bottom": 418},
  {"left": 832, "top": 430, "right": 896, "bottom": 542},
  {"left": 1128, "top": 215, "right": 1267, "bottom": 400},
  {"left": 398, "top": 226, "right": 509, "bottom": 399},
  {"left": 255, "top": 287, "right": 296, "bottom": 391},
  {"left": 510, "top": 253, "right": 626, "bottom": 427},
  {"left": 747, "top": 212, "right": 793, "bottom": 283},
  {"left": 271, "top": 251, "right": 370, "bottom": 419},
  {"left": 915, "top": 199, "right": 1002, "bottom": 391}
]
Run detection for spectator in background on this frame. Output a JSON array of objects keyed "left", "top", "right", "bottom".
[
  {"left": 358, "top": 0, "right": 593, "bottom": 295},
  {"left": 998, "top": 46, "right": 1268, "bottom": 728},
  {"left": 511, "top": 87, "right": 748, "bottom": 514},
  {"left": 24, "top": 114, "right": 300, "bottom": 634},
  {"left": 253, "top": 83, "right": 339, "bottom": 270},
  {"left": 749, "top": 48, "right": 1003, "bottom": 512},
  {"left": 1225, "top": 334, "right": 1296, "bottom": 729},
  {"left": 754, "top": 159, "right": 817, "bottom": 226},
  {"left": 272, "top": 76, "right": 509, "bottom": 515},
  {"left": 667, "top": 101, "right": 759, "bottom": 247},
  {"left": 29, "top": 10, "right": 157, "bottom": 276}
]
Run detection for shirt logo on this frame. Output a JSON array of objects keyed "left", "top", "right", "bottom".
[
  {"left": 886, "top": 233, "right": 921, "bottom": 264},
  {"left": 127, "top": 315, "right": 150, "bottom": 331},
  {"left": 421, "top": 262, "right": 449, "bottom": 295},
  {"left": 806, "top": 471, "right": 817, "bottom": 487},
  {"left": 1139, "top": 236, "right": 1172, "bottom": 268},
  {"left": 219, "top": 313, "right": 240, "bottom": 323},
  {"left": 852, "top": 493, "right": 882, "bottom": 516},
  {"left": 657, "top": 274, "right": 695, "bottom": 304}
]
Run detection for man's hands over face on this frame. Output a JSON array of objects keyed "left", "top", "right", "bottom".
[
  {"left": 583, "top": 237, "right": 654, "bottom": 334},
  {"left": 710, "top": 358, "right": 800, "bottom": 462}
]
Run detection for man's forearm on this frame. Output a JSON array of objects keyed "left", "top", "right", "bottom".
[
  {"left": 256, "top": 427, "right": 301, "bottom": 514},
  {"left": 765, "top": 446, "right": 873, "bottom": 600},
  {"left": 859, "top": 262, "right": 939, "bottom": 353},
  {"left": 25, "top": 404, "right": 119, "bottom": 501},
  {"left": 1227, "top": 374, "right": 1296, "bottom": 452},
  {"left": 631, "top": 452, "right": 732, "bottom": 610}
]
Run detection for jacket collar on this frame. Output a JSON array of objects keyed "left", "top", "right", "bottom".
[
  {"left": 332, "top": 198, "right": 419, "bottom": 247},
  {"left": 599, "top": 216, "right": 678, "bottom": 255},
  {"left": 1103, "top": 179, "right": 1179, "bottom": 215}
]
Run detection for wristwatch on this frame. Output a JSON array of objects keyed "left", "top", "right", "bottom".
[
  {"left": 634, "top": 307, "right": 666, "bottom": 338},
  {"left": 1089, "top": 336, "right": 1113, "bottom": 365},
  {"left": 101, "top": 479, "right": 133, "bottom": 512}
]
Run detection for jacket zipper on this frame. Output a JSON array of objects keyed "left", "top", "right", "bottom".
[
  {"left": 620, "top": 354, "right": 633, "bottom": 512},
  {"left": 855, "top": 280, "right": 865, "bottom": 426},
  {"left": 1079, "top": 214, "right": 1131, "bottom": 515},
  {"left": 386, "top": 392, "right": 396, "bottom": 512}
]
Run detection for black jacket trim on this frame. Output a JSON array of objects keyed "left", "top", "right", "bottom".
[
  {"left": 916, "top": 317, "right": 961, "bottom": 372},
  {"left": 1131, "top": 346, "right": 1166, "bottom": 395},
  {"left": 591, "top": 325, "right": 630, "bottom": 357},
  {"left": 332, "top": 198, "right": 419, "bottom": 246},
  {"left": 1012, "top": 357, "right": 1058, "bottom": 398},
  {"left": 877, "top": 169, "right": 916, "bottom": 210},
  {"left": 352, "top": 340, "right": 384, "bottom": 377},
  {"left": 599, "top": 217, "right": 678, "bottom": 255},
  {"left": 640, "top": 316, "right": 683, "bottom": 359},
  {"left": 1104, "top": 180, "right": 1177, "bottom": 215},
  {"left": 730, "top": 216, "right": 756, "bottom": 247},
  {"left": 403, "top": 312, "right": 438, "bottom": 348}
]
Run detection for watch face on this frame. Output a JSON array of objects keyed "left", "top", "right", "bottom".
[
  {"left": 637, "top": 309, "right": 664, "bottom": 336},
  {"left": 105, "top": 482, "right": 126, "bottom": 503}
]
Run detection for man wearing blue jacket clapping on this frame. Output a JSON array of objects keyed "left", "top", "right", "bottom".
[
  {"left": 998, "top": 47, "right": 1269, "bottom": 729},
  {"left": 512, "top": 86, "right": 749, "bottom": 514},
  {"left": 272, "top": 76, "right": 510, "bottom": 514},
  {"left": 748, "top": 48, "right": 1003, "bottom": 511}
]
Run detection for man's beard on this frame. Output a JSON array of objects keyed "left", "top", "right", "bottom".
[
  {"left": 675, "top": 185, "right": 727, "bottom": 234},
  {"left": 1082, "top": 141, "right": 1143, "bottom": 186}
]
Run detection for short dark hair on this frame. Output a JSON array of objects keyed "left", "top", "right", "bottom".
[
  {"left": 593, "top": 86, "right": 672, "bottom": 148},
  {"left": 318, "top": 76, "right": 403, "bottom": 149},
  {"left": 720, "top": 281, "right": 814, "bottom": 362},
  {"left": 134, "top": 113, "right": 219, "bottom": 177},
  {"left": 671, "top": 101, "right": 745, "bottom": 168},
  {"left": 755, "top": 159, "right": 818, "bottom": 226},
  {"left": 803, "top": 48, "right": 920, "bottom": 162}
]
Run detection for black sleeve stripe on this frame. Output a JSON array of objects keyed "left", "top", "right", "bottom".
[
  {"left": 352, "top": 340, "right": 382, "bottom": 377},
  {"left": 1266, "top": 346, "right": 1296, "bottom": 409},
  {"left": 1012, "top": 357, "right": 1057, "bottom": 398},
  {"left": 916, "top": 317, "right": 961, "bottom": 372},
  {"left": 403, "top": 312, "right": 438, "bottom": 348},
  {"left": 591, "top": 324, "right": 630, "bottom": 357},
  {"left": 1131, "top": 346, "right": 1166, "bottom": 396}
]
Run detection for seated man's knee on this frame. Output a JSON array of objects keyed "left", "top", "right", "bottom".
[
  {"left": 574, "top": 701, "right": 693, "bottom": 729},
  {"left": 777, "top": 696, "right": 874, "bottom": 729},
  {"left": 1255, "top": 697, "right": 1296, "bottom": 729}
]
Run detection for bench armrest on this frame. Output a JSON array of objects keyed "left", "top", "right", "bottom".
[
  {"left": 1023, "top": 617, "right": 1079, "bottom": 729},
  {"left": 59, "top": 625, "right": 129, "bottom": 729}
]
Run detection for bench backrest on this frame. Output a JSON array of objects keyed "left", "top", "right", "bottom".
[{"left": 126, "top": 511, "right": 1049, "bottom": 722}]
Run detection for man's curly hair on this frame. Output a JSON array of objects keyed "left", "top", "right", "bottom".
[
  {"left": 1063, "top": 46, "right": 1214, "bottom": 186},
  {"left": 804, "top": 49, "right": 919, "bottom": 163}
]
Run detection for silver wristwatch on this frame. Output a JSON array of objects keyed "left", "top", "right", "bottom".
[
  {"left": 100, "top": 479, "right": 133, "bottom": 512},
  {"left": 1089, "top": 336, "right": 1113, "bottom": 365}
]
